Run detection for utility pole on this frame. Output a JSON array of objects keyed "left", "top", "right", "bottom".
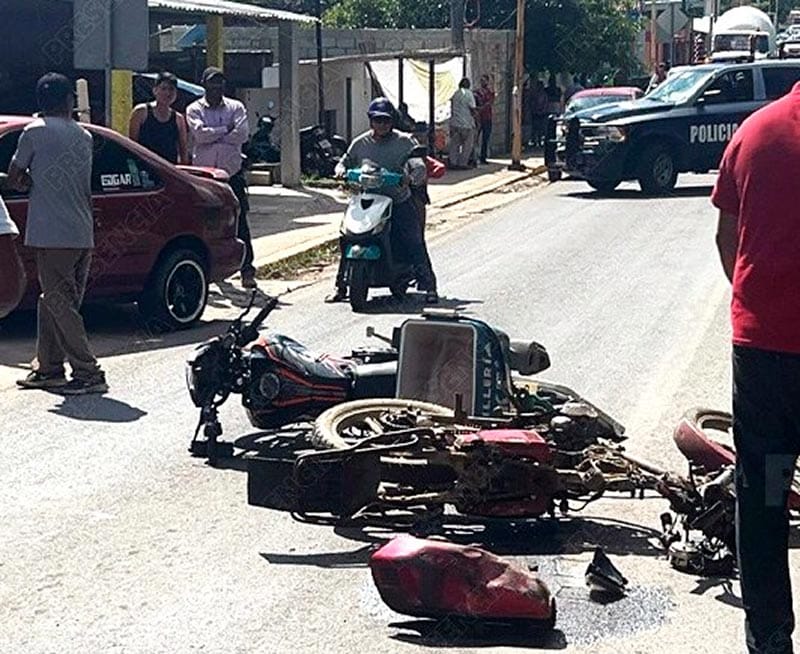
[
  {"left": 316, "top": 0, "right": 325, "bottom": 130},
  {"left": 510, "top": 0, "right": 526, "bottom": 171}
]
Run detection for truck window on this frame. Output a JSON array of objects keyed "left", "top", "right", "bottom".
[
  {"left": 763, "top": 67, "right": 800, "bottom": 100},
  {"left": 705, "top": 69, "right": 754, "bottom": 104}
]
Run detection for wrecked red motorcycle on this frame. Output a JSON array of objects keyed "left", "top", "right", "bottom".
[{"left": 246, "top": 310, "right": 779, "bottom": 577}]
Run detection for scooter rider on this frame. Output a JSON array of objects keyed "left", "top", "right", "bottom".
[{"left": 326, "top": 97, "right": 438, "bottom": 304}]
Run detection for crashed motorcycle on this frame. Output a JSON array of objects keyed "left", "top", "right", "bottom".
[
  {"left": 245, "top": 310, "right": 780, "bottom": 577},
  {"left": 185, "top": 295, "right": 396, "bottom": 462}
]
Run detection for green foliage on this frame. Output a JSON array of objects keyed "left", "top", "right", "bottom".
[
  {"left": 258, "top": 0, "right": 642, "bottom": 76},
  {"left": 321, "top": 0, "right": 449, "bottom": 28}
]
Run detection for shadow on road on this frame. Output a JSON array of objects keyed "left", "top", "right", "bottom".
[
  {"left": 47, "top": 394, "right": 147, "bottom": 423},
  {"left": 353, "top": 293, "right": 483, "bottom": 315},
  {"left": 259, "top": 544, "right": 373, "bottom": 568},
  {"left": 562, "top": 185, "right": 714, "bottom": 201},
  {"left": 388, "top": 620, "right": 567, "bottom": 650},
  {"left": 690, "top": 576, "right": 742, "bottom": 609}
]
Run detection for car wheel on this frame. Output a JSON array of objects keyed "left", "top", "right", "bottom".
[
  {"left": 139, "top": 248, "right": 208, "bottom": 332},
  {"left": 586, "top": 178, "right": 620, "bottom": 194},
  {"left": 638, "top": 145, "right": 677, "bottom": 195}
]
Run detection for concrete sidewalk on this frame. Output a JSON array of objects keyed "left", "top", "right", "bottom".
[{"left": 246, "top": 154, "right": 545, "bottom": 270}]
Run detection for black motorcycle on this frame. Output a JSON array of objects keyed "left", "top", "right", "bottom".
[{"left": 185, "top": 294, "right": 396, "bottom": 462}]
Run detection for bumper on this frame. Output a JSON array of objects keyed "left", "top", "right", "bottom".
[
  {"left": 209, "top": 237, "right": 245, "bottom": 280},
  {"left": 544, "top": 116, "right": 628, "bottom": 182}
]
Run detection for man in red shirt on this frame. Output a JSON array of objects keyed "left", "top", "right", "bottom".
[
  {"left": 474, "top": 74, "right": 495, "bottom": 165},
  {"left": 711, "top": 81, "right": 800, "bottom": 654}
]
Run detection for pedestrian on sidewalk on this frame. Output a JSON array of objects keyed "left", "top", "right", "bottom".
[
  {"left": 545, "top": 75, "right": 562, "bottom": 116},
  {"left": 186, "top": 67, "right": 256, "bottom": 289},
  {"left": 448, "top": 78, "right": 477, "bottom": 170},
  {"left": 530, "top": 79, "right": 549, "bottom": 148},
  {"left": 711, "top": 80, "right": 800, "bottom": 654},
  {"left": 327, "top": 97, "right": 438, "bottom": 304},
  {"left": 129, "top": 71, "right": 189, "bottom": 165},
  {"left": 474, "top": 74, "right": 496, "bottom": 164},
  {"left": 9, "top": 73, "right": 107, "bottom": 394}
]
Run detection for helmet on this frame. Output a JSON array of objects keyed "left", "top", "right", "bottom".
[{"left": 367, "top": 97, "right": 395, "bottom": 120}]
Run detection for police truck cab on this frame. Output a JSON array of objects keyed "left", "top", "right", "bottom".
[{"left": 545, "top": 60, "right": 800, "bottom": 194}]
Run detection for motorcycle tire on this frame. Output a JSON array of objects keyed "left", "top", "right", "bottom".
[
  {"left": 677, "top": 407, "right": 800, "bottom": 510},
  {"left": 348, "top": 261, "right": 370, "bottom": 312},
  {"left": 311, "top": 398, "right": 453, "bottom": 450}
]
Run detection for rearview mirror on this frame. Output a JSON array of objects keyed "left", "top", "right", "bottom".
[{"left": 508, "top": 340, "right": 551, "bottom": 376}]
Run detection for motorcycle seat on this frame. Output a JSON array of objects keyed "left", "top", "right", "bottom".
[{"left": 261, "top": 334, "right": 353, "bottom": 382}]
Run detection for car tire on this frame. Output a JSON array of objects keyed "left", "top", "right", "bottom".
[
  {"left": 637, "top": 144, "right": 677, "bottom": 195},
  {"left": 139, "top": 248, "right": 208, "bottom": 332},
  {"left": 586, "top": 178, "right": 620, "bottom": 194}
]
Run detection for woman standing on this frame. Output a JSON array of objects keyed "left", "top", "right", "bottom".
[{"left": 129, "top": 72, "right": 188, "bottom": 164}]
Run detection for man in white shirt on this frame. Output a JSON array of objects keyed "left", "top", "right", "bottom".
[
  {"left": 449, "top": 78, "right": 477, "bottom": 169},
  {"left": 0, "top": 193, "right": 25, "bottom": 319}
]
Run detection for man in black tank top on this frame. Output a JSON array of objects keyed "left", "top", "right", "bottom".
[{"left": 129, "top": 72, "right": 188, "bottom": 164}]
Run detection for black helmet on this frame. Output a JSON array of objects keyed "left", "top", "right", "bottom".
[{"left": 367, "top": 96, "right": 395, "bottom": 120}]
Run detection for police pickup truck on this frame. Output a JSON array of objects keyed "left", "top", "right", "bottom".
[{"left": 545, "top": 60, "right": 800, "bottom": 193}]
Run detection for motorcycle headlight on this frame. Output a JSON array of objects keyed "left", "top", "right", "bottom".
[
  {"left": 594, "top": 125, "right": 627, "bottom": 142},
  {"left": 185, "top": 340, "right": 224, "bottom": 407}
]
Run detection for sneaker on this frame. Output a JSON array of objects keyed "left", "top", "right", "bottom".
[
  {"left": 60, "top": 374, "right": 109, "bottom": 395},
  {"left": 17, "top": 370, "right": 67, "bottom": 389},
  {"left": 241, "top": 273, "right": 257, "bottom": 289},
  {"left": 324, "top": 288, "right": 347, "bottom": 303}
]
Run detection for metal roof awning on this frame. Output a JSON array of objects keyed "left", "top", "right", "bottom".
[{"left": 148, "top": 0, "right": 317, "bottom": 23}]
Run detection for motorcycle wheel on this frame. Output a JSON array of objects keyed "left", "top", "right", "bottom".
[
  {"left": 348, "top": 261, "right": 370, "bottom": 312},
  {"left": 311, "top": 398, "right": 453, "bottom": 450},
  {"left": 678, "top": 407, "right": 800, "bottom": 510}
]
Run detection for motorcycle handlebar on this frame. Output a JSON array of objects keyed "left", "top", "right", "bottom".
[{"left": 235, "top": 295, "right": 278, "bottom": 347}]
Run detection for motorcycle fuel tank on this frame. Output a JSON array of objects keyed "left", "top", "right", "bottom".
[{"left": 457, "top": 429, "right": 554, "bottom": 463}]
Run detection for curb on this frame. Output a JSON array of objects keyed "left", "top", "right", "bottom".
[{"left": 252, "top": 164, "right": 547, "bottom": 273}]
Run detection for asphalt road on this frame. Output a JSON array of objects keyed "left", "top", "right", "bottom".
[{"left": 1, "top": 174, "right": 781, "bottom": 654}]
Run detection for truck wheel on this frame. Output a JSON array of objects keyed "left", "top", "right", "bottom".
[
  {"left": 348, "top": 261, "right": 370, "bottom": 312},
  {"left": 139, "top": 248, "right": 208, "bottom": 332},
  {"left": 638, "top": 145, "right": 677, "bottom": 195},
  {"left": 586, "top": 178, "right": 620, "bottom": 194}
]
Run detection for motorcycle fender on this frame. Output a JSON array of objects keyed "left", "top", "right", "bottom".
[{"left": 345, "top": 243, "right": 382, "bottom": 260}]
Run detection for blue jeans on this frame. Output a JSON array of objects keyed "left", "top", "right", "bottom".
[
  {"left": 733, "top": 345, "right": 800, "bottom": 653},
  {"left": 479, "top": 121, "right": 492, "bottom": 162}
]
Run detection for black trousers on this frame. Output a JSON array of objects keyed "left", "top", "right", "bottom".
[
  {"left": 335, "top": 198, "right": 436, "bottom": 292},
  {"left": 479, "top": 121, "right": 492, "bottom": 162},
  {"left": 229, "top": 171, "right": 255, "bottom": 276},
  {"left": 733, "top": 345, "right": 800, "bottom": 654}
]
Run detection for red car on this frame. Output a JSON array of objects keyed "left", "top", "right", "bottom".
[
  {"left": 564, "top": 86, "right": 644, "bottom": 115},
  {"left": 0, "top": 116, "right": 243, "bottom": 330}
]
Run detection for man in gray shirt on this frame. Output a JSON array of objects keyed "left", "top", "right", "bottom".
[
  {"left": 327, "top": 97, "right": 437, "bottom": 303},
  {"left": 9, "top": 73, "right": 107, "bottom": 394}
]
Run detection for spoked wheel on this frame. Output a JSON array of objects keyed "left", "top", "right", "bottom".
[{"left": 311, "top": 398, "right": 453, "bottom": 449}]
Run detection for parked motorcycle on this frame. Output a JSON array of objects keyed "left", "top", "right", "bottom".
[
  {"left": 246, "top": 115, "right": 281, "bottom": 164},
  {"left": 185, "top": 294, "right": 396, "bottom": 462},
  {"left": 300, "top": 124, "right": 348, "bottom": 178}
]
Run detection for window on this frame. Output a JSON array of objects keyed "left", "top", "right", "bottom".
[
  {"left": 763, "top": 67, "right": 800, "bottom": 100},
  {"left": 0, "top": 130, "right": 25, "bottom": 198},
  {"left": 92, "top": 135, "right": 161, "bottom": 193},
  {"left": 704, "top": 69, "right": 754, "bottom": 104}
]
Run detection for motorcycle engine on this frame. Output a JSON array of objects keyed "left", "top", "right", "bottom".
[{"left": 548, "top": 401, "right": 607, "bottom": 451}]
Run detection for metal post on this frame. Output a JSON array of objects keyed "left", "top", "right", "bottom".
[
  {"left": 509, "top": 0, "right": 525, "bottom": 171},
  {"left": 451, "top": 0, "right": 465, "bottom": 52},
  {"left": 316, "top": 0, "right": 325, "bottom": 130},
  {"left": 670, "top": 3, "right": 675, "bottom": 63},
  {"left": 428, "top": 59, "right": 435, "bottom": 155},
  {"left": 651, "top": 0, "right": 658, "bottom": 67},
  {"left": 398, "top": 56, "right": 404, "bottom": 106},
  {"left": 104, "top": 0, "right": 112, "bottom": 127}
]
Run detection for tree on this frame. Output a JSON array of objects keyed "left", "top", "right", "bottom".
[{"left": 257, "top": 0, "right": 642, "bottom": 78}]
